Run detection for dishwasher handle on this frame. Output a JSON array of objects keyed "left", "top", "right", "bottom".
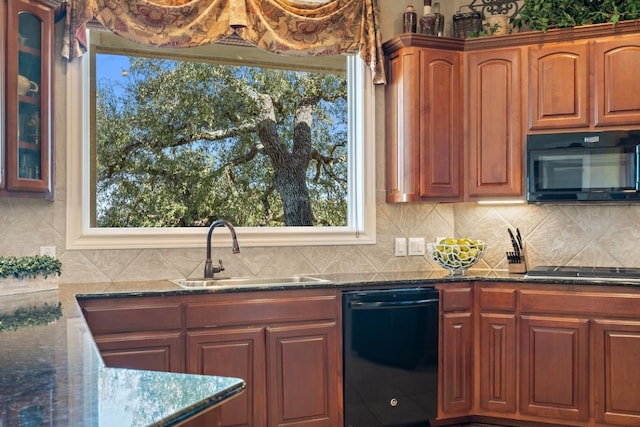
[{"left": 349, "top": 298, "right": 438, "bottom": 309}]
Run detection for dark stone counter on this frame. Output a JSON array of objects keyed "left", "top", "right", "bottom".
[
  {"left": 2, "top": 269, "right": 638, "bottom": 426},
  {"left": 0, "top": 283, "right": 245, "bottom": 427}
]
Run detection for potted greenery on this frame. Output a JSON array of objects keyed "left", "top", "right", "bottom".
[
  {"left": 0, "top": 255, "right": 62, "bottom": 296},
  {"left": 514, "top": 0, "right": 640, "bottom": 31}
]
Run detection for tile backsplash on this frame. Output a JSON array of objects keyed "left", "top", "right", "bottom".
[{"left": 2, "top": 195, "right": 638, "bottom": 284}]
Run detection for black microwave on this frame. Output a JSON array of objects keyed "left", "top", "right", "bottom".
[{"left": 526, "top": 131, "right": 640, "bottom": 203}]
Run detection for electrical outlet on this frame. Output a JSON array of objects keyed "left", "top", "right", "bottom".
[
  {"left": 40, "top": 246, "right": 56, "bottom": 257},
  {"left": 395, "top": 237, "right": 407, "bottom": 256},
  {"left": 408, "top": 237, "right": 425, "bottom": 256}
]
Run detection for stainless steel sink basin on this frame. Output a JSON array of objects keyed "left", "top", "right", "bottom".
[{"left": 172, "top": 276, "right": 332, "bottom": 289}]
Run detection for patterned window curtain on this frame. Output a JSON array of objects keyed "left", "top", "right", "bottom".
[{"left": 62, "top": 0, "right": 385, "bottom": 84}]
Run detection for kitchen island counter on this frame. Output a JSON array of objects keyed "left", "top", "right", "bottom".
[{"left": 0, "top": 281, "right": 245, "bottom": 427}]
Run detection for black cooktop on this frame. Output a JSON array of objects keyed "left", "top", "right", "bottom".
[{"left": 525, "top": 265, "right": 640, "bottom": 281}]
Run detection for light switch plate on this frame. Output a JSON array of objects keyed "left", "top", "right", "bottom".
[
  {"left": 395, "top": 237, "right": 407, "bottom": 256},
  {"left": 408, "top": 237, "right": 425, "bottom": 256}
]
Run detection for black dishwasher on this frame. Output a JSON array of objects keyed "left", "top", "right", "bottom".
[{"left": 343, "top": 287, "right": 439, "bottom": 427}]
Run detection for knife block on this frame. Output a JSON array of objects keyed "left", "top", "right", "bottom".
[{"left": 507, "top": 245, "right": 528, "bottom": 274}]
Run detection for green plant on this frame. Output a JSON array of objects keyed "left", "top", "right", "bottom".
[
  {"left": 0, "top": 255, "right": 62, "bottom": 280},
  {"left": 514, "top": 0, "right": 640, "bottom": 31}
]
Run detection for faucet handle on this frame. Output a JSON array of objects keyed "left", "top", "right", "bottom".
[{"left": 217, "top": 259, "right": 225, "bottom": 273}]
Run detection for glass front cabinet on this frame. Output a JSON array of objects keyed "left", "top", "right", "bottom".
[{"left": 2, "top": 0, "right": 62, "bottom": 199}]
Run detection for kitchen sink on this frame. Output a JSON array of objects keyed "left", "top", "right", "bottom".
[{"left": 172, "top": 276, "right": 332, "bottom": 289}]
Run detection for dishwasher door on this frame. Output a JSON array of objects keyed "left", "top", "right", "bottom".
[{"left": 343, "top": 287, "right": 439, "bottom": 427}]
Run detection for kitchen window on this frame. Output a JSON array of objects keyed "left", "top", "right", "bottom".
[{"left": 66, "top": 29, "right": 376, "bottom": 249}]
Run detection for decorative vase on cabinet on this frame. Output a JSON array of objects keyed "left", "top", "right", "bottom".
[{"left": 2, "top": 0, "right": 63, "bottom": 199}]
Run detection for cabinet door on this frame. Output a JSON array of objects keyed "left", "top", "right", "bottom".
[
  {"left": 528, "top": 42, "right": 589, "bottom": 130},
  {"left": 419, "top": 48, "right": 462, "bottom": 200},
  {"left": 520, "top": 315, "right": 589, "bottom": 422},
  {"left": 479, "top": 313, "right": 516, "bottom": 414},
  {"left": 440, "top": 312, "right": 473, "bottom": 416},
  {"left": 265, "top": 321, "right": 340, "bottom": 427},
  {"left": 593, "top": 39, "right": 640, "bottom": 127},
  {"left": 593, "top": 319, "right": 640, "bottom": 426},
  {"left": 466, "top": 48, "right": 523, "bottom": 198},
  {"left": 186, "top": 327, "right": 267, "bottom": 427},
  {"left": 4, "top": 0, "right": 55, "bottom": 197},
  {"left": 385, "top": 46, "right": 462, "bottom": 202},
  {"left": 385, "top": 47, "right": 421, "bottom": 202},
  {"left": 95, "top": 331, "right": 184, "bottom": 372}
]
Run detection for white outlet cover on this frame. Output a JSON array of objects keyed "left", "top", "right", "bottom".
[{"left": 40, "top": 246, "right": 56, "bottom": 257}]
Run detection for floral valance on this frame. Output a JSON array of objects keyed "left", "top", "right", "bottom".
[{"left": 62, "top": 0, "right": 385, "bottom": 84}]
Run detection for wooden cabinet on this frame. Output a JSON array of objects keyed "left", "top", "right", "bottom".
[
  {"left": 2, "top": 0, "right": 61, "bottom": 199},
  {"left": 529, "top": 35, "right": 640, "bottom": 131},
  {"left": 477, "top": 287, "right": 516, "bottom": 415},
  {"left": 384, "top": 28, "right": 640, "bottom": 203},
  {"left": 95, "top": 331, "right": 184, "bottom": 372},
  {"left": 384, "top": 39, "right": 463, "bottom": 202},
  {"left": 265, "top": 321, "right": 339, "bottom": 427},
  {"left": 465, "top": 47, "right": 523, "bottom": 199},
  {"left": 80, "top": 289, "right": 343, "bottom": 427},
  {"left": 184, "top": 289, "right": 342, "bottom": 427},
  {"left": 439, "top": 286, "right": 473, "bottom": 417},
  {"left": 593, "top": 320, "right": 640, "bottom": 426},
  {"left": 592, "top": 38, "right": 640, "bottom": 127},
  {"left": 79, "top": 296, "right": 185, "bottom": 372},
  {"left": 187, "top": 327, "right": 266, "bottom": 427},
  {"left": 528, "top": 42, "right": 590, "bottom": 130},
  {"left": 519, "top": 315, "right": 589, "bottom": 422}
]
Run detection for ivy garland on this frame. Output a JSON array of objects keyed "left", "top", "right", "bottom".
[
  {"left": 0, "top": 302, "right": 63, "bottom": 332},
  {"left": 515, "top": 0, "right": 640, "bottom": 31},
  {"left": 0, "top": 255, "right": 62, "bottom": 280}
]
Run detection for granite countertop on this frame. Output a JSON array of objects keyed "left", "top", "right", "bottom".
[
  {"left": 2, "top": 269, "right": 639, "bottom": 426},
  {"left": 0, "top": 283, "right": 245, "bottom": 427}
]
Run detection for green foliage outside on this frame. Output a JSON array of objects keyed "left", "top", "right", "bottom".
[
  {"left": 516, "top": 0, "right": 640, "bottom": 31},
  {"left": 95, "top": 55, "right": 349, "bottom": 228}
]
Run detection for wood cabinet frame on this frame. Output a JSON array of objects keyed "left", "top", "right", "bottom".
[{"left": 1, "top": 0, "right": 62, "bottom": 199}]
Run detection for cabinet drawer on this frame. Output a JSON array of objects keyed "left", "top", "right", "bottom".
[
  {"left": 185, "top": 289, "right": 339, "bottom": 328},
  {"left": 520, "top": 289, "right": 640, "bottom": 318},
  {"left": 479, "top": 287, "right": 516, "bottom": 312},
  {"left": 440, "top": 287, "right": 472, "bottom": 312},
  {"left": 79, "top": 296, "right": 183, "bottom": 334}
]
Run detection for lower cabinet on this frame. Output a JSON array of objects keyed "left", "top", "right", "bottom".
[
  {"left": 519, "top": 315, "right": 589, "bottom": 422},
  {"left": 440, "top": 312, "right": 473, "bottom": 415},
  {"left": 94, "top": 331, "right": 184, "bottom": 372},
  {"left": 265, "top": 322, "right": 340, "bottom": 427},
  {"left": 439, "top": 286, "right": 473, "bottom": 417},
  {"left": 184, "top": 289, "right": 342, "bottom": 427},
  {"left": 593, "top": 319, "right": 640, "bottom": 426},
  {"left": 80, "top": 289, "right": 343, "bottom": 427},
  {"left": 186, "top": 327, "right": 266, "bottom": 427},
  {"left": 438, "top": 282, "right": 640, "bottom": 427},
  {"left": 478, "top": 313, "right": 516, "bottom": 414}
]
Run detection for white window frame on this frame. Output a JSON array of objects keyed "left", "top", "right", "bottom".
[{"left": 66, "top": 36, "right": 376, "bottom": 250}]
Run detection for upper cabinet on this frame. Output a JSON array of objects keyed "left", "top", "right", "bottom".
[
  {"left": 384, "top": 40, "right": 463, "bottom": 202},
  {"left": 2, "top": 0, "right": 61, "bottom": 199},
  {"left": 465, "top": 47, "right": 523, "bottom": 199},
  {"left": 384, "top": 36, "right": 523, "bottom": 203},
  {"left": 592, "top": 37, "right": 640, "bottom": 127},
  {"left": 528, "top": 41, "right": 590, "bottom": 130},
  {"left": 528, "top": 34, "right": 640, "bottom": 131}
]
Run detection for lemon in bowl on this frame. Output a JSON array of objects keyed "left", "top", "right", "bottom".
[{"left": 427, "top": 238, "right": 487, "bottom": 276}]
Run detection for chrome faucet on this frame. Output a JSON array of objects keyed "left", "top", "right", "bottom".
[{"left": 204, "top": 219, "right": 241, "bottom": 279}]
